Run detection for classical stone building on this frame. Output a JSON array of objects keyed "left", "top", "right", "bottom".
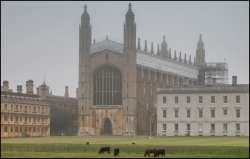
[
  {"left": 77, "top": 3, "right": 228, "bottom": 136},
  {"left": 156, "top": 76, "right": 249, "bottom": 136},
  {"left": 1, "top": 80, "right": 50, "bottom": 138},
  {"left": 1, "top": 80, "right": 78, "bottom": 138}
]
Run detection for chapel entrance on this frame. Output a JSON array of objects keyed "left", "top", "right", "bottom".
[{"left": 101, "top": 118, "right": 112, "bottom": 135}]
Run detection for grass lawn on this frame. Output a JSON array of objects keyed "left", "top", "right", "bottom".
[{"left": 1, "top": 136, "right": 249, "bottom": 158}]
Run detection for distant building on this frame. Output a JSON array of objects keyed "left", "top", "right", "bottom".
[
  {"left": 1, "top": 80, "right": 50, "bottom": 138},
  {"left": 1, "top": 80, "right": 78, "bottom": 138},
  {"left": 156, "top": 76, "right": 249, "bottom": 136},
  {"left": 204, "top": 62, "right": 228, "bottom": 85}
]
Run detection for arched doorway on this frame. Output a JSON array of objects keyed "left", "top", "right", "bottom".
[{"left": 101, "top": 118, "right": 112, "bottom": 135}]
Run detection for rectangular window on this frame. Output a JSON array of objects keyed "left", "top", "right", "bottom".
[
  {"left": 175, "top": 96, "right": 178, "bottom": 104},
  {"left": 174, "top": 124, "right": 178, "bottom": 131},
  {"left": 223, "top": 108, "right": 228, "bottom": 115},
  {"left": 236, "top": 109, "right": 240, "bottom": 118},
  {"left": 199, "top": 96, "right": 203, "bottom": 103},
  {"left": 163, "top": 110, "right": 167, "bottom": 118},
  {"left": 211, "top": 124, "right": 215, "bottom": 132},
  {"left": 211, "top": 109, "right": 215, "bottom": 118},
  {"left": 223, "top": 123, "right": 227, "bottom": 132},
  {"left": 174, "top": 109, "right": 179, "bottom": 118},
  {"left": 199, "top": 109, "right": 203, "bottom": 118},
  {"left": 223, "top": 96, "right": 228, "bottom": 103},
  {"left": 236, "top": 96, "right": 240, "bottom": 103},
  {"left": 187, "top": 124, "right": 191, "bottom": 130},
  {"left": 15, "top": 105, "right": 18, "bottom": 112},
  {"left": 187, "top": 109, "right": 191, "bottom": 118},
  {"left": 211, "top": 96, "right": 215, "bottom": 103},
  {"left": 187, "top": 96, "right": 190, "bottom": 103},
  {"left": 4, "top": 115, "right": 8, "bottom": 121},
  {"left": 4, "top": 104, "right": 7, "bottom": 110},
  {"left": 162, "top": 124, "right": 166, "bottom": 131},
  {"left": 236, "top": 123, "right": 240, "bottom": 131},
  {"left": 163, "top": 96, "right": 166, "bottom": 104}
]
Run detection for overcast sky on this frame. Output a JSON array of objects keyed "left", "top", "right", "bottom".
[{"left": 1, "top": 1, "right": 249, "bottom": 97}]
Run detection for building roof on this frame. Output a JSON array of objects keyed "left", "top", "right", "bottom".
[
  {"left": 157, "top": 84, "right": 249, "bottom": 94},
  {"left": 90, "top": 39, "right": 199, "bottom": 79},
  {"left": 1, "top": 91, "right": 40, "bottom": 98}
]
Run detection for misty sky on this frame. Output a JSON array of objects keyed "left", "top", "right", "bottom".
[{"left": 1, "top": 1, "right": 249, "bottom": 97}]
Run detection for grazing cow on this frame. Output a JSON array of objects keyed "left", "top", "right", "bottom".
[
  {"left": 113, "top": 148, "right": 120, "bottom": 156},
  {"left": 144, "top": 148, "right": 156, "bottom": 157},
  {"left": 154, "top": 149, "right": 166, "bottom": 158},
  {"left": 98, "top": 147, "right": 111, "bottom": 154}
]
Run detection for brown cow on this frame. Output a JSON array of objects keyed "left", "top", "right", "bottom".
[
  {"left": 144, "top": 148, "right": 156, "bottom": 157},
  {"left": 154, "top": 149, "right": 166, "bottom": 158},
  {"left": 98, "top": 147, "right": 111, "bottom": 154}
]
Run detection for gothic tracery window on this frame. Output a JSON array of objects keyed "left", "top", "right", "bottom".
[{"left": 94, "top": 66, "right": 122, "bottom": 105}]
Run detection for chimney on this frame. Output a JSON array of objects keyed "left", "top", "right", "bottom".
[
  {"left": 65, "top": 86, "right": 69, "bottom": 97},
  {"left": 26, "top": 80, "right": 34, "bottom": 95},
  {"left": 2, "top": 80, "right": 9, "bottom": 92},
  {"left": 17, "top": 85, "right": 22, "bottom": 93},
  {"left": 232, "top": 76, "right": 237, "bottom": 86}
]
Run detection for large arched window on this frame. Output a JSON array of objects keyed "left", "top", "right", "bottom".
[{"left": 94, "top": 66, "right": 122, "bottom": 105}]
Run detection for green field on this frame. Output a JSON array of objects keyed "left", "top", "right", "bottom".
[{"left": 1, "top": 136, "right": 249, "bottom": 158}]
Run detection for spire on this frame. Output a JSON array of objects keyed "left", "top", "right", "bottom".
[
  {"left": 81, "top": 4, "right": 90, "bottom": 25},
  {"left": 161, "top": 35, "right": 168, "bottom": 58},
  {"left": 189, "top": 54, "right": 192, "bottom": 64},
  {"left": 151, "top": 42, "right": 154, "bottom": 54},
  {"left": 157, "top": 44, "right": 160, "bottom": 55},
  {"left": 195, "top": 33, "right": 206, "bottom": 66},
  {"left": 169, "top": 48, "right": 172, "bottom": 59},
  {"left": 126, "top": 3, "right": 135, "bottom": 23},
  {"left": 174, "top": 50, "right": 177, "bottom": 60},
  {"left": 124, "top": 3, "right": 136, "bottom": 50},
  {"left": 137, "top": 38, "right": 141, "bottom": 50},
  {"left": 179, "top": 51, "right": 182, "bottom": 62},
  {"left": 80, "top": 4, "right": 92, "bottom": 54},
  {"left": 144, "top": 40, "right": 148, "bottom": 52},
  {"left": 184, "top": 53, "right": 187, "bottom": 64}
]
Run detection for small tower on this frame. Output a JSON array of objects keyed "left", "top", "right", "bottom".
[
  {"left": 2, "top": 80, "right": 9, "bottom": 92},
  {"left": 37, "top": 80, "right": 49, "bottom": 98},
  {"left": 157, "top": 44, "right": 160, "bottom": 55},
  {"left": 179, "top": 52, "right": 182, "bottom": 62},
  {"left": 169, "top": 48, "right": 172, "bottom": 59},
  {"left": 161, "top": 35, "right": 168, "bottom": 58},
  {"left": 195, "top": 34, "right": 206, "bottom": 66},
  {"left": 189, "top": 54, "right": 192, "bottom": 64},
  {"left": 151, "top": 42, "right": 154, "bottom": 54},
  {"left": 65, "top": 86, "right": 69, "bottom": 97},
  {"left": 137, "top": 38, "right": 141, "bottom": 50},
  {"left": 184, "top": 53, "right": 187, "bottom": 64},
  {"left": 26, "top": 80, "right": 34, "bottom": 95},
  {"left": 174, "top": 50, "right": 177, "bottom": 60},
  {"left": 144, "top": 40, "right": 148, "bottom": 52},
  {"left": 17, "top": 85, "right": 22, "bottom": 93}
]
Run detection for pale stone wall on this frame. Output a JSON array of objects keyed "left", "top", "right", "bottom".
[
  {"left": 1, "top": 92, "right": 50, "bottom": 138},
  {"left": 157, "top": 90, "right": 249, "bottom": 136}
]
